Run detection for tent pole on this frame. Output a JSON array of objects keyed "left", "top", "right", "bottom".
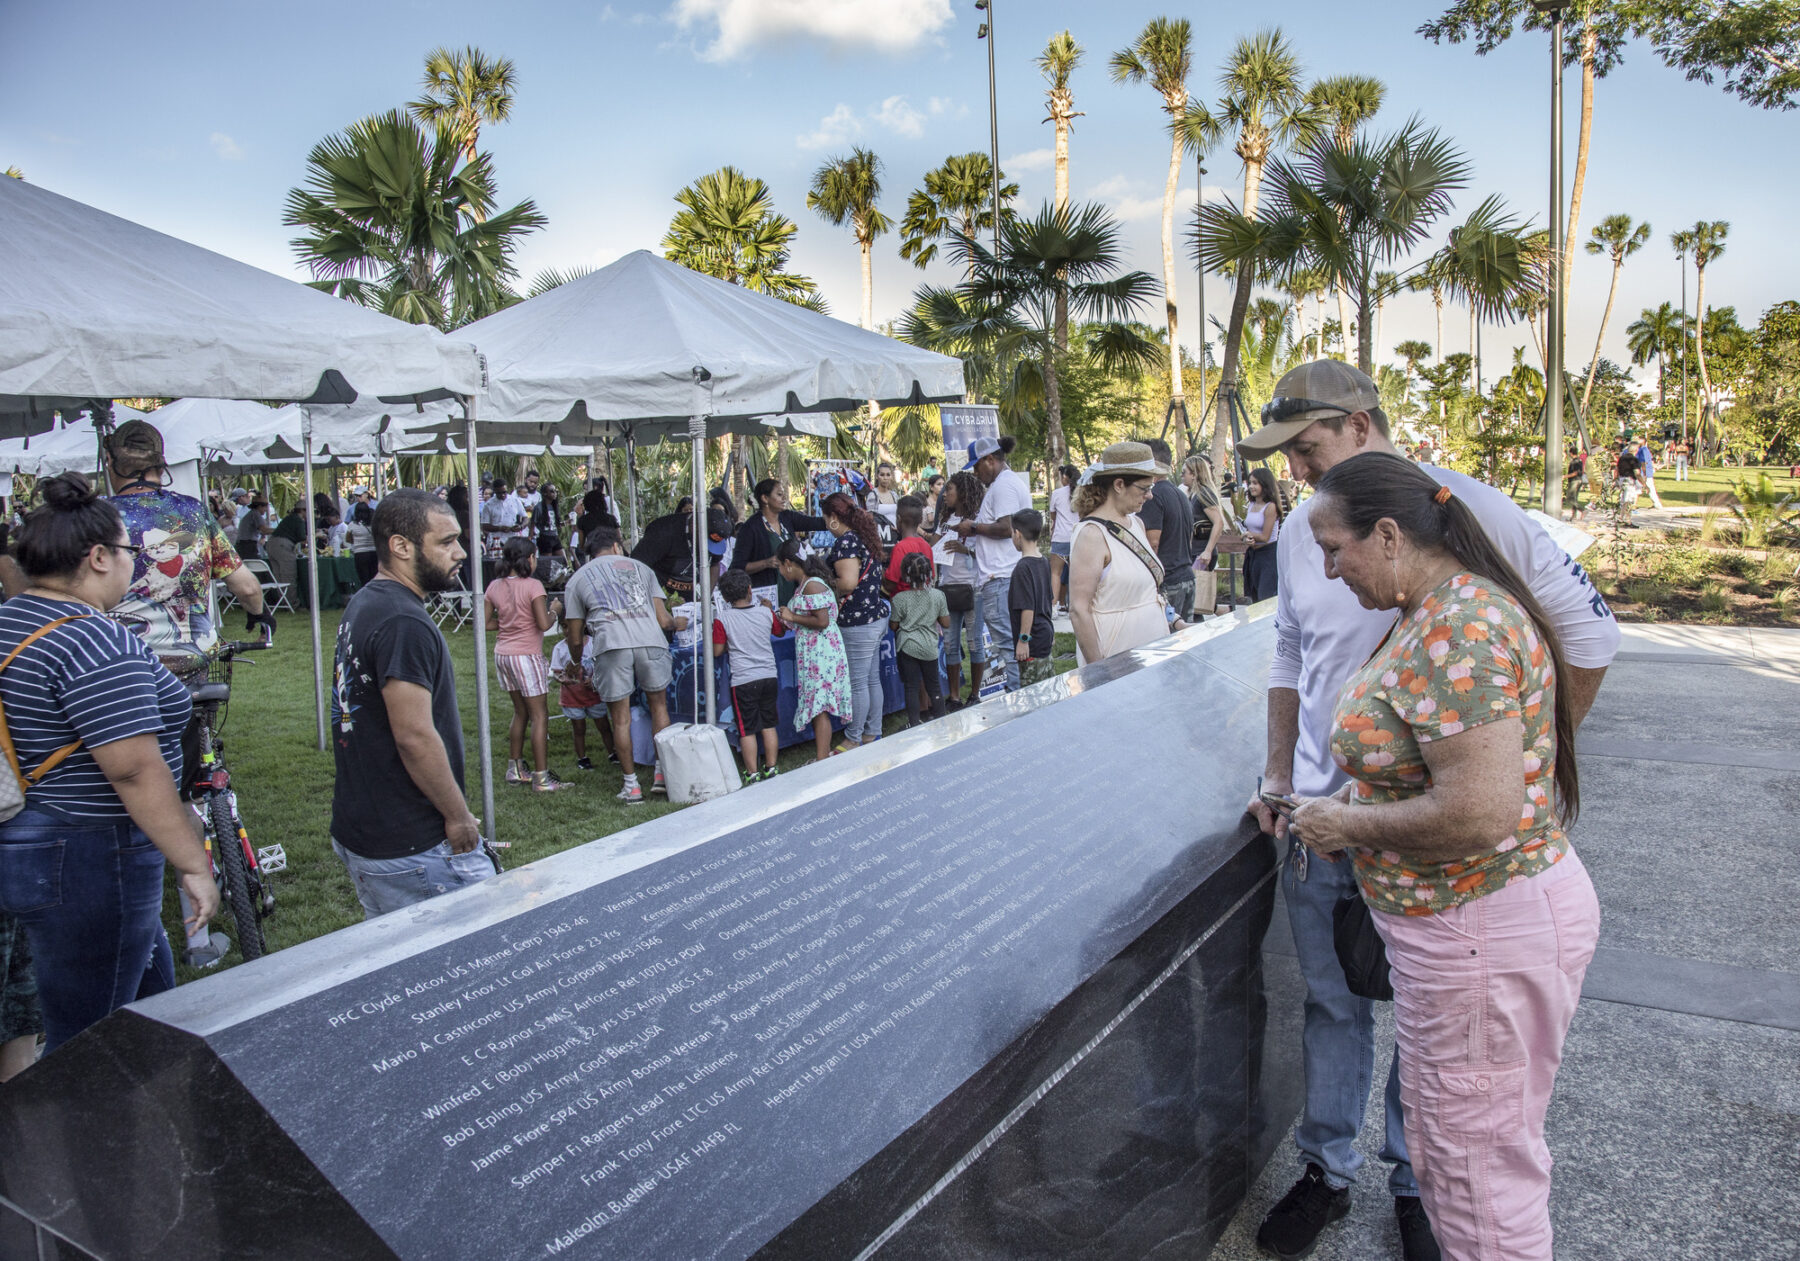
[
  {"left": 690, "top": 413, "right": 716, "bottom": 726},
  {"left": 625, "top": 431, "right": 641, "bottom": 548},
  {"left": 464, "top": 399, "right": 497, "bottom": 845},
  {"left": 302, "top": 416, "right": 326, "bottom": 752}
]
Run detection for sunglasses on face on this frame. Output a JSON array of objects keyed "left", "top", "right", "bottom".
[{"left": 1261, "top": 396, "right": 1352, "bottom": 425}]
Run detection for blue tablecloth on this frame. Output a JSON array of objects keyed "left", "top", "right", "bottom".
[{"left": 667, "top": 629, "right": 944, "bottom": 748}]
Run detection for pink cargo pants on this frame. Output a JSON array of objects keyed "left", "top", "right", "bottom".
[{"left": 1373, "top": 849, "right": 1600, "bottom": 1261}]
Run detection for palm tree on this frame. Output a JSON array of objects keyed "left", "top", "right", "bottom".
[
  {"left": 526, "top": 266, "right": 593, "bottom": 297},
  {"left": 1681, "top": 220, "right": 1729, "bottom": 423},
  {"left": 1394, "top": 338, "right": 1433, "bottom": 411},
  {"left": 284, "top": 110, "right": 546, "bottom": 330},
  {"left": 1306, "top": 74, "right": 1387, "bottom": 346},
  {"left": 1433, "top": 196, "right": 1544, "bottom": 399},
  {"left": 1626, "top": 301, "right": 1682, "bottom": 405},
  {"left": 1178, "top": 28, "right": 1318, "bottom": 465},
  {"left": 1371, "top": 270, "right": 1401, "bottom": 365},
  {"left": 3, "top": 167, "right": 21, "bottom": 180},
  {"left": 1578, "top": 213, "right": 1651, "bottom": 420},
  {"left": 663, "top": 166, "right": 821, "bottom": 307},
  {"left": 1209, "top": 120, "right": 1470, "bottom": 378},
  {"left": 409, "top": 45, "right": 517, "bottom": 166},
  {"left": 807, "top": 148, "right": 892, "bottom": 331},
  {"left": 1110, "top": 17, "right": 1195, "bottom": 413},
  {"left": 898, "top": 153, "right": 1017, "bottom": 275},
  {"left": 906, "top": 203, "right": 1163, "bottom": 465},
  {"left": 1038, "top": 31, "right": 1084, "bottom": 213}
]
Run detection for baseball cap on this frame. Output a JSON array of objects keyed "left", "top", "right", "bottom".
[
  {"left": 106, "top": 418, "right": 165, "bottom": 465},
  {"left": 1238, "top": 360, "right": 1381, "bottom": 458},
  {"left": 971, "top": 436, "right": 1003, "bottom": 461}
]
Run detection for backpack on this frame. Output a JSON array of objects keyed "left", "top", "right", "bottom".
[{"left": 0, "top": 615, "right": 91, "bottom": 823}]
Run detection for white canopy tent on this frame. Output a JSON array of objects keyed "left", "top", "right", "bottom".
[
  {"left": 0, "top": 177, "right": 482, "bottom": 780},
  {"left": 454, "top": 249, "right": 965, "bottom": 742}
]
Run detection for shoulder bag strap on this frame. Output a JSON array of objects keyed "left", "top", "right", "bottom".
[
  {"left": 0, "top": 615, "right": 90, "bottom": 792},
  {"left": 1086, "top": 517, "right": 1165, "bottom": 587}
]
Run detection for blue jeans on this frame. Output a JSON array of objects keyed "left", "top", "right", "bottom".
[
  {"left": 838, "top": 621, "right": 886, "bottom": 744},
  {"left": 943, "top": 602, "right": 986, "bottom": 666},
  {"left": 0, "top": 809, "right": 175, "bottom": 1053},
  {"left": 332, "top": 838, "right": 499, "bottom": 919},
  {"left": 979, "top": 573, "right": 1020, "bottom": 691},
  {"left": 1281, "top": 835, "right": 1417, "bottom": 1196}
]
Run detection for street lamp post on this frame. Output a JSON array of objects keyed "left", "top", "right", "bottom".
[
  {"left": 1194, "top": 158, "right": 1208, "bottom": 443},
  {"left": 1537, "top": 0, "right": 1567, "bottom": 518},
  {"left": 1678, "top": 244, "right": 1690, "bottom": 464},
  {"left": 976, "top": 1, "right": 1001, "bottom": 258}
]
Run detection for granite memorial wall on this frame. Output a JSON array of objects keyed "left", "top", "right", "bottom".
[{"left": 0, "top": 609, "right": 1300, "bottom": 1260}]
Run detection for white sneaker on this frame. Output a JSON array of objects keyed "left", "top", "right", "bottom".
[{"left": 615, "top": 781, "right": 644, "bottom": 805}]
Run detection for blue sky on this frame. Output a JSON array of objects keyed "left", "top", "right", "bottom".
[{"left": 4, "top": 0, "right": 1792, "bottom": 390}]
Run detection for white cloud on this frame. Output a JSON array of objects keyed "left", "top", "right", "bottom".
[
  {"left": 1089, "top": 174, "right": 1136, "bottom": 201},
  {"left": 873, "top": 95, "right": 925, "bottom": 138},
  {"left": 927, "top": 96, "right": 960, "bottom": 117},
  {"left": 209, "top": 132, "right": 245, "bottom": 161},
  {"left": 797, "top": 103, "right": 862, "bottom": 150},
  {"left": 1005, "top": 148, "right": 1054, "bottom": 172},
  {"left": 673, "top": 0, "right": 954, "bottom": 62}
]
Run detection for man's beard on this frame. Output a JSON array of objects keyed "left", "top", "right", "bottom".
[{"left": 417, "top": 556, "right": 463, "bottom": 593}]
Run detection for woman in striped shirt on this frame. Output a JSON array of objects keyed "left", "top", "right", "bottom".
[{"left": 0, "top": 474, "right": 217, "bottom": 1054}]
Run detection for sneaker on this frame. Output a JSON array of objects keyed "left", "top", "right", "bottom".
[
  {"left": 651, "top": 769, "right": 666, "bottom": 795},
  {"left": 184, "top": 930, "right": 232, "bottom": 970},
  {"left": 742, "top": 770, "right": 760, "bottom": 787},
  {"left": 1395, "top": 1196, "right": 1442, "bottom": 1261},
  {"left": 575, "top": 757, "right": 596, "bottom": 772},
  {"left": 1255, "top": 1163, "right": 1349, "bottom": 1260},
  {"left": 758, "top": 767, "right": 778, "bottom": 781},
  {"left": 504, "top": 760, "right": 526, "bottom": 786},
  {"left": 532, "top": 772, "right": 575, "bottom": 793},
  {"left": 615, "top": 782, "right": 644, "bottom": 805},
  {"left": 608, "top": 750, "right": 620, "bottom": 764}
]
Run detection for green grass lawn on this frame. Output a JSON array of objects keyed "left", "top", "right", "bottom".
[
  {"left": 1510, "top": 464, "right": 1799, "bottom": 514},
  {"left": 172, "top": 608, "right": 1078, "bottom": 978}
]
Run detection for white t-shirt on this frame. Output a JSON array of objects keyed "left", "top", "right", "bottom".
[
  {"left": 481, "top": 493, "right": 526, "bottom": 531},
  {"left": 1048, "top": 485, "right": 1076, "bottom": 544},
  {"left": 933, "top": 513, "right": 978, "bottom": 586},
  {"left": 1270, "top": 464, "right": 1620, "bottom": 797},
  {"left": 972, "top": 467, "right": 1031, "bottom": 583}
]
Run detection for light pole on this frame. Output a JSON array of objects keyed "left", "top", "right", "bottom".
[
  {"left": 1194, "top": 158, "right": 1208, "bottom": 447},
  {"left": 1537, "top": 0, "right": 1567, "bottom": 517},
  {"left": 975, "top": 1, "right": 1001, "bottom": 257}
]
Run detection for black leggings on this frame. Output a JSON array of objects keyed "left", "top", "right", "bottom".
[
  {"left": 1244, "top": 544, "right": 1279, "bottom": 604},
  {"left": 897, "top": 653, "right": 945, "bottom": 725}
]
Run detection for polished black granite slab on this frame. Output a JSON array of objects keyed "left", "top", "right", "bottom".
[{"left": 0, "top": 611, "right": 1299, "bottom": 1261}]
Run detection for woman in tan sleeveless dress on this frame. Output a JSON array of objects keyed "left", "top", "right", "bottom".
[{"left": 1068, "top": 442, "right": 1175, "bottom": 666}]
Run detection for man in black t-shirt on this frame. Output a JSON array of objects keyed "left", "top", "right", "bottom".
[
  {"left": 1007, "top": 510, "right": 1056, "bottom": 665},
  {"left": 1138, "top": 439, "right": 1196, "bottom": 619},
  {"left": 330, "top": 489, "right": 496, "bottom": 918}
]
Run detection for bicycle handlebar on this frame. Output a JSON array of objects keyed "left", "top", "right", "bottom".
[{"left": 217, "top": 639, "right": 273, "bottom": 659}]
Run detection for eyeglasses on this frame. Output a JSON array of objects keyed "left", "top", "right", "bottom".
[
  {"left": 1261, "top": 396, "right": 1352, "bottom": 425},
  {"left": 109, "top": 541, "right": 146, "bottom": 557}
]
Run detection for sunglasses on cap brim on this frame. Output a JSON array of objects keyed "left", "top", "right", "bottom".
[{"left": 1260, "top": 396, "right": 1354, "bottom": 425}]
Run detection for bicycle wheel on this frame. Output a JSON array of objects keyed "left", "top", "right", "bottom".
[{"left": 209, "top": 793, "right": 267, "bottom": 960}]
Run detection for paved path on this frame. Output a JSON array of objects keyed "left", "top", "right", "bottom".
[{"left": 1210, "top": 622, "right": 1800, "bottom": 1260}]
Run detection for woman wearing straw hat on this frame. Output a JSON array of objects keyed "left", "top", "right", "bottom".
[{"left": 1068, "top": 442, "right": 1177, "bottom": 666}]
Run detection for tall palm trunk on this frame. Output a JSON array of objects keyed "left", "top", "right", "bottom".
[
  {"left": 1356, "top": 272, "right": 1374, "bottom": 374},
  {"left": 1211, "top": 257, "right": 1258, "bottom": 470},
  {"left": 1336, "top": 284, "right": 1353, "bottom": 360},
  {"left": 1049, "top": 108, "right": 1072, "bottom": 465},
  {"left": 1160, "top": 126, "right": 1184, "bottom": 400},
  {"left": 1562, "top": 29, "right": 1596, "bottom": 315},
  {"left": 1433, "top": 294, "right": 1446, "bottom": 422},
  {"left": 1580, "top": 253, "right": 1626, "bottom": 419},
  {"left": 858, "top": 235, "right": 884, "bottom": 463},
  {"left": 1694, "top": 262, "right": 1714, "bottom": 433}
]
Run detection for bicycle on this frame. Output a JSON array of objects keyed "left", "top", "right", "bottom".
[{"left": 183, "top": 638, "right": 285, "bottom": 962}]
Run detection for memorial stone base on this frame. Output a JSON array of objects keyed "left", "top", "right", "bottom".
[{"left": 0, "top": 612, "right": 1301, "bottom": 1260}]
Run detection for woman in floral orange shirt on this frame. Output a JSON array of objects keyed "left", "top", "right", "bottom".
[{"left": 1289, "top": 452, "right": 1600, "bottom": 1261}]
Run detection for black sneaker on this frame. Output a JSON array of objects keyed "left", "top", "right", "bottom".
[
  {"left": 575, "top": 757, "right": 596, "bottom": 772},
  {"left": 1394, "top": 1196, "right": 1441, "bottom": 1261},
  {"left": 1256, "top": 1163, "right": 1350, "bottom": 1260}
]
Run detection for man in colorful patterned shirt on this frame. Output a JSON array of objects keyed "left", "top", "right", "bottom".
[{"left": 103, "top": 419, "right": 274, "bottom": 656}]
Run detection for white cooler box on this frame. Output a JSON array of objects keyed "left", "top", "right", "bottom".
[{"left": 653, "top": 723, "right": 741, "bottom": 804}]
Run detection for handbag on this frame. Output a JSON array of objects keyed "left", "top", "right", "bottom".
[
  {"left": 1333, "top": 894, "right": 1394, "bottom": 1001},
  {"left": 940, "top": 582, "right": 975, "bottom": 614}
]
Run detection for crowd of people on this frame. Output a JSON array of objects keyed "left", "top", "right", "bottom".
[{"left": 0, "top": 361, "right": 1625, "bottom": 1261}]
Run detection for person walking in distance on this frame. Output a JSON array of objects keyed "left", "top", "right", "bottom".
[
  {"left": 330, "top": 490, "right": 496, "bottom": 919},
  {"left": 1239, "top": 360, "right": 1620, "bottom": 1261}
]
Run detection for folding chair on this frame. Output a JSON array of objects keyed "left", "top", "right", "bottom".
[{"left": 241, "top": 558, "right": 294, "bottom": 613}]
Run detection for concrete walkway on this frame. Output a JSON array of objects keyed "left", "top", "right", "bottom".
[{"left": 1211, "top": 622, "right": 1800, "bottom": 1260}]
